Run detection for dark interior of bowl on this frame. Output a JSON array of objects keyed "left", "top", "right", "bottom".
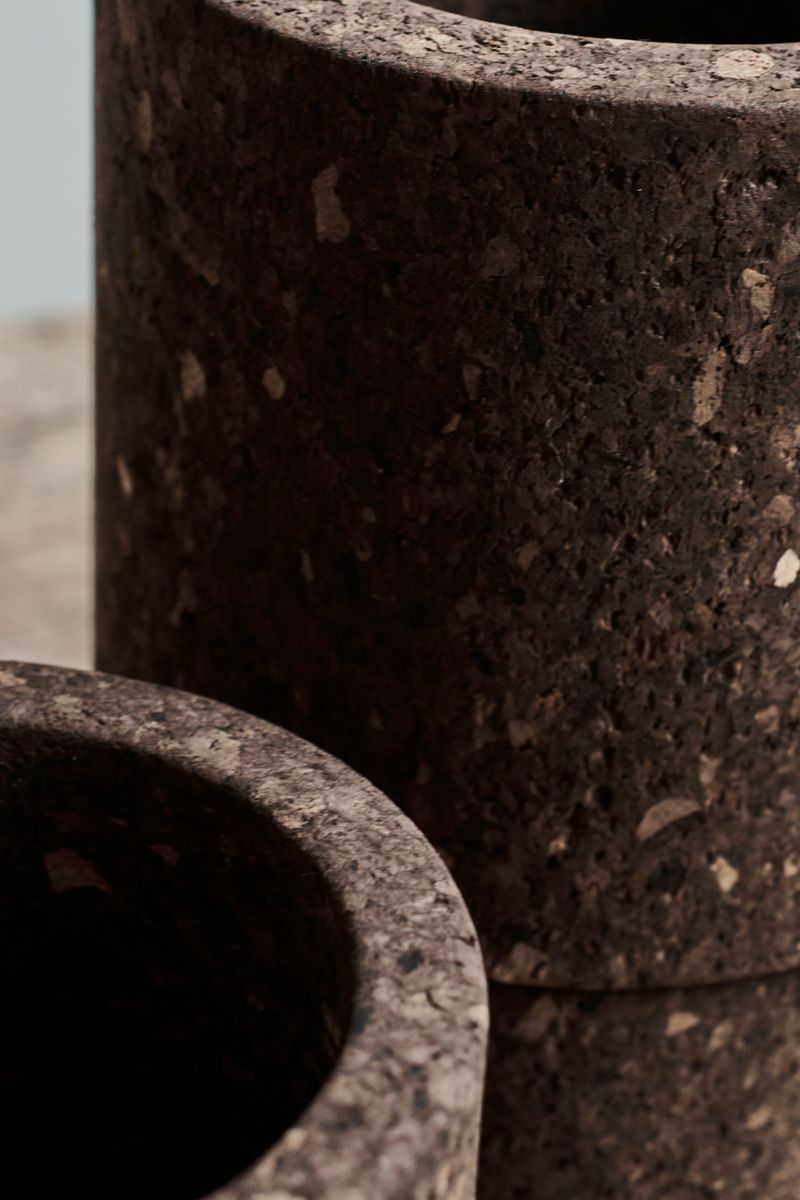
[
  {"left": 421, "top": 0, "right": 797, "bottom": 45},
  {"left": 0, "top": 729, "right": 356, "bottom": 1200}
]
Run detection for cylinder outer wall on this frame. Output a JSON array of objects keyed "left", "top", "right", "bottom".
[
  {"left": 96, "top": 0, "right": 800, "bottom": 989},
  {"left": 482, "top": 975, "right": 800, "bottom": 1200}
]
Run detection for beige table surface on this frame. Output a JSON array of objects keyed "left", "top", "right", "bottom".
[{"left": 0, "top": 314, "right": 92, "bottom": 668}]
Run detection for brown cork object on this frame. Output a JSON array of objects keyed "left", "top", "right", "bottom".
[
  {"left": 95, "top": 0, "right": 800, "bottom": 991},
  {"left": 0, "top": 661, "right": 487, "bottom": 1199},
  {"left": 483, "top": 974, "right": 800, "bottom": 1199}
]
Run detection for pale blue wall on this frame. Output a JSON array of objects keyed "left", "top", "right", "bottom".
[{"left": 0, "top": 1, "right": 92, "bottom": 318}]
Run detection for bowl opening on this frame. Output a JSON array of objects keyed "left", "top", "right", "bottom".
[
  {"left": 420, "top": 1, "right": 797, "bottom": 45},
  {"left": 0, "top": 727, "right": 357, "bottom": 1199}
]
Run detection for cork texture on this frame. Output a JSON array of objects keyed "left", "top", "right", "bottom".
[
  {"left": 482, "top": 974, "right": 800, "bottom": 1199},
  {"left": 95, "top": 0, "right": 800, "bottom": 988},
  {"left": 0, "top": 662, "right": 487, "bottom": 1199}
]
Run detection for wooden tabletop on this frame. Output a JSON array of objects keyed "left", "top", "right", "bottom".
[{"left": 0, "top": 314, "right": 91, "bottom": 668}]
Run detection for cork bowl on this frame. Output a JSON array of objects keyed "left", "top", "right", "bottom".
[{"left": 0, "top": 662, "right": 487, "bottom": 1200}]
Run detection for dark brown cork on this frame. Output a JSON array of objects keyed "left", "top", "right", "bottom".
[
  {"left": 95, "top": 0, "right": 800, "bottom": 989},
  {"left": 482, "top": 974, "right": 800, "bottom": 1199},
  {"left": 0, "top": 661, "right": 487, "bottom": 1200}
]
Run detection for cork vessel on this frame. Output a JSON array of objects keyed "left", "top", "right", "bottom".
[
  {"left": 0, "top": 662, "right": 487, "bottom": 1199},
  {"left": 484, "top": 972, "right": 800, "bottom": 1199},
  {"left": 95, "top": 0, "right": 800, "bottom": 991}
]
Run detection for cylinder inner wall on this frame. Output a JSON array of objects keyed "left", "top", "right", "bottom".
[
  {"left": 0, "top": 731, "right": 356, "bottom": 1200},
  {"left": 420, "top": 0, "right": 797, "bottom": 44}
]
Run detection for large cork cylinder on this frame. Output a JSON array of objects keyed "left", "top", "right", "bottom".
[{"left": 95, "top": 0, "right": 800, "bottom": 991}]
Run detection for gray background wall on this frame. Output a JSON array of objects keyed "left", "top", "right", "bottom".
[
  {"left": 0, "top": 0, "right": 92, "bottom": 319},
  {"left": 0, "top": 2, "right": 92, "bottom": 667}
]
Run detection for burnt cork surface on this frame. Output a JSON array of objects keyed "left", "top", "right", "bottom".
[
  {"left": 95, "top": 0, "right": 800, "bottom": 989},
  {"left": 0, "top": 662, "right": 487, "bottom": 1199},
  {"left": 482, "top": 974, "right": 800, "bottom": 1199}
]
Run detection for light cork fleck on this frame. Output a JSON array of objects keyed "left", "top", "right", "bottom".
[
  {"left": 467, "top": 1003, "right": 490, "bottom": 1031},
  {"left": 115, "top": 454, "right": 134, "bottom": 499},
  {"left": 281, "top": 1129, "right": 307, "bottom": 1154},
  {"left": 428, "top": 1063, "right": 481, "bottom": 1111},
  {"left": 180, "top": 351, "right": 207, "bottom": 401},
  {"left": 698, "top": 754, "right": 720, "bottom": 803},
  {"left": 762, "top": 494, "right": 794, "bottom": 524},
  {"left": 263, "top": 366, "right": 287, "bottom": 400},
  {"left": 710, "top": 855, "right": 739, "bottom": 894},
  {"left": 513, "top": 995, "right": 559, "bottom": 1043},
  {"left": 773, "top": 548, "right": 800, "bottom": 588},
  {"left": 636, "top": 797, "right": 701, "bottom": 842},
  {"left": 692, "top": 347, "right": 728, "bottom": 426},
  {"left": 185, "top": 729, "right": 241, "bottom": 772},
  {"left": 754, "top": 705, "right": 780, "bottom": 735},
  {"left": 707, "top": 1019, "right": 735, "bottom": 1053},
  {"left": 547, "top": 832, "right": 569, "bottom": 857},
  {"left": 492, "top": 941, "right": 548, "bottom": 983},
  {"left": 745, "top": 1105, "right": 773, "bottom": 1131},
  {"left": 313, "top": 165, "right": 351, "bottom": 244},
  {"left": 665, "top": 1010, "right": 701, "bottom": 1037},
  {"left": 300, "top": 551, "right": 315, "bottom": 584},
  {"left": 714, "top": 50, "right": 775, "bottom": 80},
  {"left": 740, "top": 268, "right": 775, "bottom": 322}
]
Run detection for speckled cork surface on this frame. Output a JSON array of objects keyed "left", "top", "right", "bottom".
[
  {"left": 481, "top": 974, "right": 800, "bottom": 1199},
  {"left": 0, "top": 662, "right": 487, "bottom": 1199},
  {"left": 95, "top": 0, "right": 800, "bottom": 989}
]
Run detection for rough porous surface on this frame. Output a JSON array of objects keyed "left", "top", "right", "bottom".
[
  {"left": 482, "top": 974, "right": 800, "bottom": 1199},
  {"left": 95, "top": 0, "right": 800, "bottom": 989},
  {"left": 0, "top": 662, "right": 487, "bottom": 1200}
]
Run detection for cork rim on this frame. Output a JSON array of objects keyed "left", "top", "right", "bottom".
[{"left": 220, "top": 0, "right": 800, "bottom": 109}]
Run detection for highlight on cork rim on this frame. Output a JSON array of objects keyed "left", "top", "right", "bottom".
[
  {"left": 0, "top": 729, "right": 357, "bottom": 1200},
  {"left": 420, "top": 0, "right": 798, "bottom": 44}
]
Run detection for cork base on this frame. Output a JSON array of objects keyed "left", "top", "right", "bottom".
[{"left": 480, "top": 976, "right": 800, "bottom": 1199}]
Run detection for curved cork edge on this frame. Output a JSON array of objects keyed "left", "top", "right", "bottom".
[{"left": 226, "top": 0, "right": 800, "bottom": 110}]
